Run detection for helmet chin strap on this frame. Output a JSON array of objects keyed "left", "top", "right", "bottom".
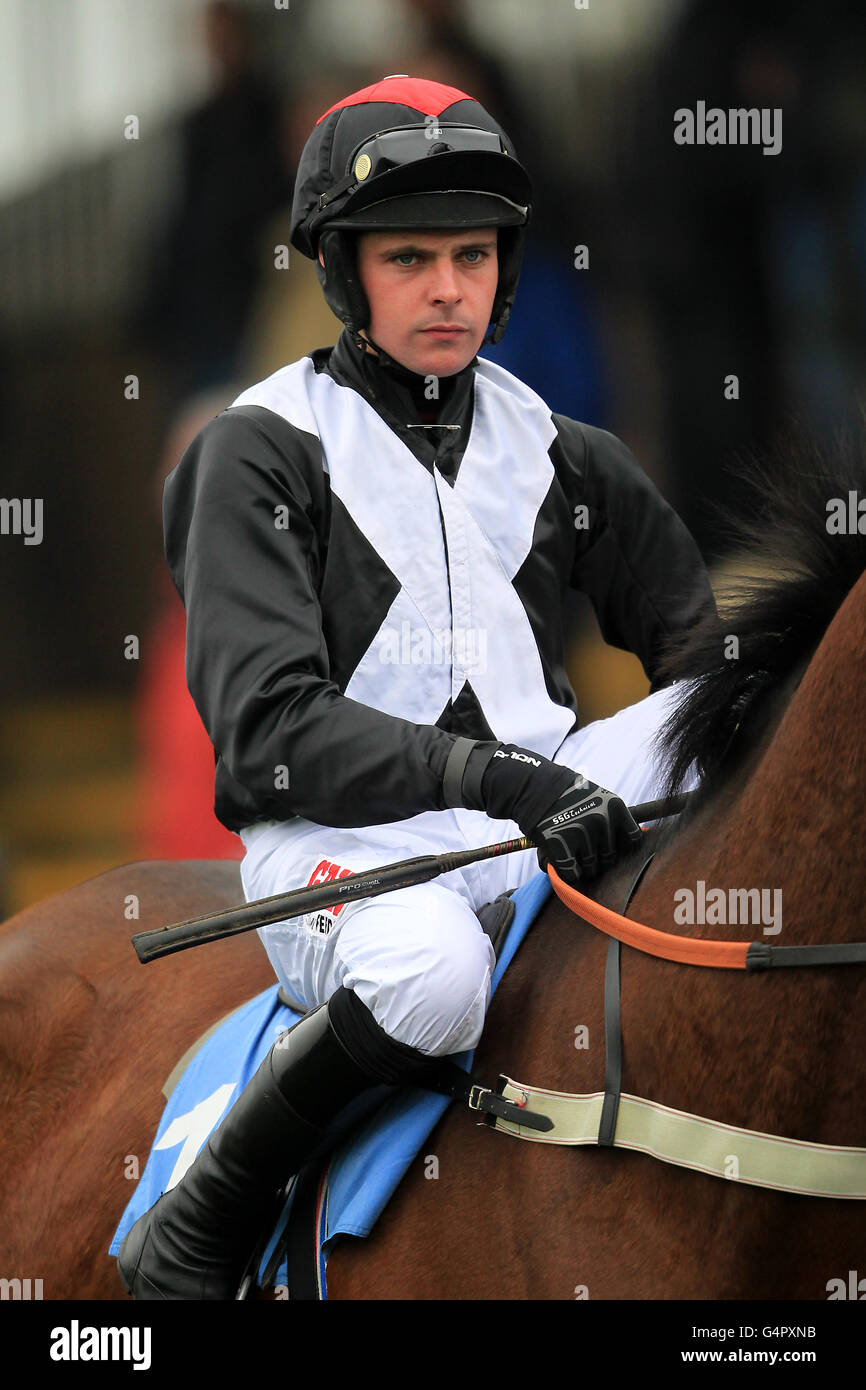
[
  {"left": 351, "top": 326, "right": 384, "bottom": 358},
  {"left": 350, "top": 326, "right": 408, "bottom": 374}
]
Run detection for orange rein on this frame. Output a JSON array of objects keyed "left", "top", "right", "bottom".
[{"left": 548, "top": 866, "right": 750, "bottom": 969}]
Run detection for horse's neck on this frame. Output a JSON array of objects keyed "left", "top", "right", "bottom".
[{"left": 625, "top": 568, "right": 866, "bottom": 942}]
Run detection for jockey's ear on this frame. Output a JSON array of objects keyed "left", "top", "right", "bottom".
[{"left": 318, "top": 247, "right": 324, "bottom": 267}]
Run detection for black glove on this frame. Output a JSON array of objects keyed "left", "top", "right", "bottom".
[
  {"left": 448, "top": 740, "right": 642, "bottom": 885},
  {"left": 527, "top": 773, "right": 643, "bottom": 884}
]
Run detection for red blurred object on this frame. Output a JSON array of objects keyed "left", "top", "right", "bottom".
[{"left": 135, "top": 583, "right": 243, "bottom": 861}]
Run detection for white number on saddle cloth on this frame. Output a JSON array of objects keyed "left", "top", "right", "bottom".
[{"left": 155, "top": 1083, "right": 237, "bottom": 1191}]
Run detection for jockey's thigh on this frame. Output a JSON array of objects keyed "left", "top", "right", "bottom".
[
  {"left": 239, "top": 812, "right": 497, "bottom": 1057},
  {"left": 554, "top": 681, "right": 696, "bottom": 808}
]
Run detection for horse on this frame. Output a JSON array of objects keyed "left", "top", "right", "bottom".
[{"left": 1, "top": 443, "right": 864, "bottom": 1301}]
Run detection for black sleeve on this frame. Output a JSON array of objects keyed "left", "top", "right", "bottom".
[
  {"left": 551, "top": 416, "right": 717, "bottom": 689},
  {"left": 163, "top": 405, "right": 459, "bottom": 829}
]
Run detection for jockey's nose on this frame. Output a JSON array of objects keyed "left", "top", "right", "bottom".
[{"left": 429, "top": 256, "right": 461, "bottom": 304}]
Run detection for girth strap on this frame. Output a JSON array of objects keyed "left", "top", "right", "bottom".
[
  {"left": 424, "top": 1060, "right": 553, "bottom": 1132},
  {"left": 490, "top": 1080, "right": 866, "bottom": 1199}
]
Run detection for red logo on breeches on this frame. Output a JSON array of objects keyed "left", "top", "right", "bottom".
[{"left": 307, "top": 859, "right": 353, "bottom": 915}]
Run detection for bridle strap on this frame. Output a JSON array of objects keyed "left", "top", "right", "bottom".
[
  {"left": 598, "top": 853, "right": 655, "bottom": 1147},
  {"left": 746, "top": 941, "right": 866, "bottom": 970},
  {"left": 549, "top": 866, "right": 749, "bottom": 968},
  {"left": 548, "top": 866, "right": 866, "bottom": 970}
]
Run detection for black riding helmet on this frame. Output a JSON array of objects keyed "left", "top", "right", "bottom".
[{"left": 289, "top": 75, "right": 532, "bottom": 346}]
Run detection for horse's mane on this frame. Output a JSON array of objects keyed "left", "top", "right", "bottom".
[{"left": 651, "top": 429, "right": 866, "bottom": 806}]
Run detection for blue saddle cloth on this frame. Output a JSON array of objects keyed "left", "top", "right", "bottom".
[{"left": 109, "top": 871, "right": 552, "bottom": 1294}]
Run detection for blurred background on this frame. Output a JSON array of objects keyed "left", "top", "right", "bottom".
[{"left": 1, "top": 0, "right": 865, "bottom": 917}]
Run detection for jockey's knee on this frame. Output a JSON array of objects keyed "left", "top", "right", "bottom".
[{"left": 338, "top": 904, "right": 495, "bottom": 1058}]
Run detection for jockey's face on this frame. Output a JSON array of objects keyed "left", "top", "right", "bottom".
[{"left": 354, "top": 227, "right": 499, "bottom": 377}]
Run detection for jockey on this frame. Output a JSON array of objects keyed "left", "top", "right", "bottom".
[{"left": 118, "top": 75, "right": 715, "bottom": 1299}]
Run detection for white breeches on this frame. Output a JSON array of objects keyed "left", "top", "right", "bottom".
[{"left": 239, "top": 684, "right": 690, "bottom": 1057}]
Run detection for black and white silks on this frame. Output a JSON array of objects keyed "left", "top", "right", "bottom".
[{"left": 163, "top": 330, "right": 714, "bottom": 834}]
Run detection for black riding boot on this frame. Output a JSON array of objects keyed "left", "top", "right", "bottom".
[{"left": 117, "top": 986, "right": 434, "bottom": 1300}]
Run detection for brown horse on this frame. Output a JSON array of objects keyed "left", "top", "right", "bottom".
[{"left": 1, "top": 450, "right": 864, "bottom": 1301}]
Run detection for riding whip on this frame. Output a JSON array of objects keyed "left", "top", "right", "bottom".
[{"left": 131, "top": 794, "right": 689, "bottom": 964}]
